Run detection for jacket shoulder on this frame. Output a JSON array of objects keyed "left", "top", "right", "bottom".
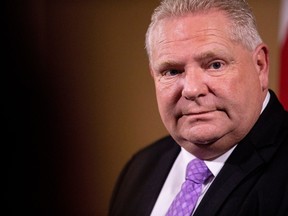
[
  {"left": 109, "top": 136, "right": 180, "bottom": 216},
  {"left": 131, "top": 136, "right": 180, "bottom": 161}
]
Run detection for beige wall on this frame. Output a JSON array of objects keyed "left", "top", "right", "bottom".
[
  {"left": 7, "top": 0, "right": 281, "bottom": 215},
  {"left": 249, "top": 0, "right": 280, "bottom": 92}
]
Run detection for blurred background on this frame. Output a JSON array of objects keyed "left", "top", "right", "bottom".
[{"left": 5, "top": 0, "right": 282, "bottom": 215}]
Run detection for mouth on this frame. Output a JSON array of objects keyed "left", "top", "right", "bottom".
[
  {"left": 182, "top": 110, "right": 216, "bottom": 116},
  {"left": 176, "top": 110, "right": 219, "bottom": 123}
]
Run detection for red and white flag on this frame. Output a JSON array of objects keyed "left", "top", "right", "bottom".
[{"left": 279, "top": 0, "right": 288, "bottom": 110}]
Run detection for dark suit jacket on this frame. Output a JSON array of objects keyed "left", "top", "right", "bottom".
[{"left": 110, "top": 90, "right": 288, "bottom": 216}]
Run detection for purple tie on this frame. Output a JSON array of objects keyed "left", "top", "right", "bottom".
[{"left": 166, "top": 158, "right": 213, "bottom": 216}]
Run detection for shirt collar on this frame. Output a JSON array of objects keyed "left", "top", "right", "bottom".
[
  {"left": 181, "top": 146, "right": 236, "bottom": 177},
  {"left": 261, "top": 91, "right": 270, "bottom": 113}
]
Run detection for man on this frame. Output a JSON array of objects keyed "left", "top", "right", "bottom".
[{"left": 109, "top": 0, "right": 288, "bottom": 215}]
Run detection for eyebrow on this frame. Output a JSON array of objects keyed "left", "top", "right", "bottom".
[
  {"left": 155, "top": 60, "right": 184, "bottom": 72},
  {"left": 195, "top": 50, "right": 234, "bottom": 62},
  {"left": 194, "top": 51, "right": 222, "bottom": 62},
  {"left": 153, "top": 50, "right": 233, "bottom": 72}
]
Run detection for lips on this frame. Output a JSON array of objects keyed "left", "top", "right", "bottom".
[
  {"left": 182, "top": 110, "right": 216, "bottom": 116},
  {"left": 176, "top": 109, "right": 218, "bottom": 122},
  {"left": 176, "top": 110, "right": 216, "bottom": 119}
]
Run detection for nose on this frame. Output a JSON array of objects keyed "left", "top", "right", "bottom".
[{"left": 182, "top": 70, "right": 208, "bottom": 100}]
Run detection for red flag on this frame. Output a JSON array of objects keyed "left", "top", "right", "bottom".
[{"left": 279, "top": 0, "right": 288, "bottom": 110}]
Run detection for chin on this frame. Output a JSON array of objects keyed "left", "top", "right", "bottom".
[
  {"left": 182, "top": 132, "right": 222, "bottom": 145},
  {"left": 174, "top": 134, "right": 214, "bottom": 149},
  {"left": 182, "top": 140, "right": 228, "bottom": 160},
  {"left": 181, "top": 142, "right": 222, "bottom": 160}
]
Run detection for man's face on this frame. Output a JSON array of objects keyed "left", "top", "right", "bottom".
[{"left": 149, "top": 10, "right": 269, "bottom": 159}]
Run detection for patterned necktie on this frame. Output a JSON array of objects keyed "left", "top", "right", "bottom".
[{"left": 166, "top": 158, "right": 213, "bottom": 216}]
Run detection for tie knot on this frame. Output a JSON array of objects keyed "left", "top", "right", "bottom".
[{"left": 186, "top": 158, "right": 212, "bottom": 184}]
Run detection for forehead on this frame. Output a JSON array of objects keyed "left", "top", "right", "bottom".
[{"left": 150, "top": 10, "right": 233, "bottom": 55}]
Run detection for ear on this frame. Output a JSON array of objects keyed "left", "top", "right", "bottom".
[{"left": 253, "top": 43, "right": 269, "bottom": 91}]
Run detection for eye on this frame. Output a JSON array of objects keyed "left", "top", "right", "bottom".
[
  {"left": 163, "top": 69, "right": 184, "bottom": 76},
  {"left": 209, "top": 61, "right": 223, "bottom": 70}
]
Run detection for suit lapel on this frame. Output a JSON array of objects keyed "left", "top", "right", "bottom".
[
  {"left": 193, "top": 138, "right": 265, "bottom": 215},
  {"left": 194, "top": 142, "right": 263, "bottom": 216}
]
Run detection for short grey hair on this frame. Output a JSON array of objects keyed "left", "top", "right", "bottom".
[{"left": 145, "top": 0, "right": 263, "bottom": 59}]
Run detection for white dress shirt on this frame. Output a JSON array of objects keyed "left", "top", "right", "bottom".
[
  {"left": 150, "top": 146, "right": 235, "bottom": 216},
  {"left": 150, "top": 92, "right": 270, "bottom": 216}
]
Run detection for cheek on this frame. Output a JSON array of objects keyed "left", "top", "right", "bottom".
[
  {"left": 155, "top": 83, "right": 181, "bottom": 118},
  {"left": 218, "top": 71, "right": 263, "bottom": 123},
  {"left": 234, "top": 70, "right": 262, "bottom": 102},
  {"left": 156, "top": 88, "right": 172, "bottom": 115}
]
